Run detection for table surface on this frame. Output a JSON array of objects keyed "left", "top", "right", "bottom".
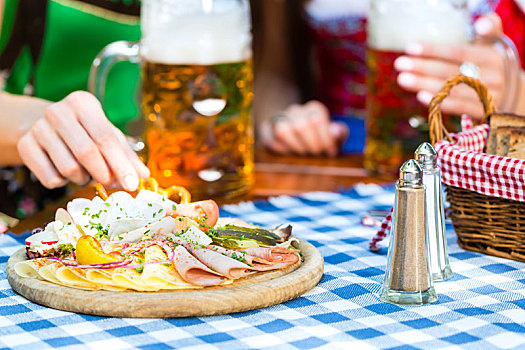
[{"left": 4, "top": 150, "right": 525, "bottom": 349}]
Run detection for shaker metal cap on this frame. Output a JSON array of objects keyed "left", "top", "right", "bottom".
[
  {"left": 415, "top": 142, "right": 437, "bottom": 168},
  {"left": 399, "top": 159, "right": 423, "bottom": 186}
]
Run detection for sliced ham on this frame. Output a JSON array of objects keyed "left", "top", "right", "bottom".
[
  {"left": 173, "top": 237, "right": 254, "bottom": 279},
  {"left": 207, "top": 245, "right": 257, "bottom": 264},
  {"left": 172, "top": 246, "right": 226, "bottom": 286},
  {"left": 173, "top": 236, "right": 299, "bottom": 280},
  {"left": 240, "top": 246, "right": 300, "bottom": 263},
  {"left": 189, "top": 247, "right": 255, "bottom": 279},
  {"left": 208, "top": 244, "right": 299, "bottom": 266},
  {"left": 204, "top": 244, "right": 299, "bottom": 272}
]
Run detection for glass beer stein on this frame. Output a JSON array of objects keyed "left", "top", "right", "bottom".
[
  {"left": 89, "top": 0, "right": 254, "bottom": 200},
  {"left": 365, "top": 0, "right": 520, "bottom": 175}
]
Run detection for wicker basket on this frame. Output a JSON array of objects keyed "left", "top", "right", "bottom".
[{"left": 428, "top": 74, "right": 525, "bottom": 263}]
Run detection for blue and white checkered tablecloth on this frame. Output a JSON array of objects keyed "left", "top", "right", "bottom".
[{"left": 1, "top": 183, "right": 524, "bottom": 350}]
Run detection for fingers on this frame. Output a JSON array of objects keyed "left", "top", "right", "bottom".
[
  {"left": 113, "top": 126, "right": 150, "bottom": 179},
  {"left": 397, "top": 68, "right": 503, "bottom": 109},
  {"left": 395, "top": 55, "right": 504, "bottom": 89},
  {"left": 331, "top": 122, "right": 349, "bottom": 147},
  {"left": 45, "top": 99, "right": 113, "bottom": 186},
  {"left": 65, "top": 91, "right": 142, "bottom": 191},
  {"left": 416, "top": 90, "right": 485, "bottom": 120},
  {"left": 271, "top": 101, "right": 339, "bottom": 157},
  {"left": 395, "top": 56, "right": 459, "bottom": 81},
  {"left": 398, "top": 72, "right": 479, "bottom": 98},
  {"left": 474, "top": 13, "right": 503, "bottom": 38},
  {"left": 405, "top": 42, "right": 503, "bottom": 68},
  {"left": 287, "top": 101, "right": 336, "bottom": 156},
  {"left": 304, "top": 101, "right": 338, "bottom": 156},
  {"left": 17, "top": 133, "right": 67, "bottom": 189},
  {"left": 31, "top": 118, "right": 90, "bottom": 185},
  {"left": 25, "top": 91, "right": 149, "bottom": 191},
  {"left": 273, "top": 118, "right": 308, "bottom": 155}
]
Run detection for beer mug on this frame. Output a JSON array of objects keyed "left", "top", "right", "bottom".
[
  {"left": 364, "top": 0, "right": 520, "bottom": 174},
  {"left": 89, "top": 0, "right": 254, "bottom": 200}
]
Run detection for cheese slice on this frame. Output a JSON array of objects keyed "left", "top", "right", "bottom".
[
  {"left": 38, "top": 262, "right": 62, "bottom": 284},
  {"left": 141, "top": 245, "right": 201, "bottom": 290},
  {"left": 112, "top": 267, "right": 159, "bottom": 292},
  {"left": 55, "top": 266, "right": 98, "bottom": 290},
  {"left": 85, "top": 269, "right": 126, "bottom": 291},
  {"left": 14, "top": 258, "right": 49, "bottom": 278}
]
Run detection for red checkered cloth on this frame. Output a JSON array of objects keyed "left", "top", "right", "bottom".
[
  {"left": 369, "top": 120, "right": 525, "bottom": 251},
  {"left": 437, "top": 123, "right": 525, "bottom": 202},
  {"left": 369, "top": 208, "right": 392, "bottom": 252}
]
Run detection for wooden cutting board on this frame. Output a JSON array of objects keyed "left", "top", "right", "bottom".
[{"left": 7, "top": 239, "right": 323, "bottom": 318}]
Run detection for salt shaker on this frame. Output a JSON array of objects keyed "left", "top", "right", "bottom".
[
  {"left": 380, "top": 159, "right": 438, "bottom": 305},
  {"left": 415, "top": 142, "right": 453, "bottom": 282}
]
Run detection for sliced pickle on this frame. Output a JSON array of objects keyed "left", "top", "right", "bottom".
[
  {"left": 211, "top": 236, "right": 260, "bottom": 249},
  {"left": 213, "top": 225, "right": 280, "bottom": 246}
]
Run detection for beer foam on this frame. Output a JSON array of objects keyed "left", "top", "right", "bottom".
[
  {"left": 368, "top": 0, "right": 471, "bottom": 51},
  {"left": 141, "top": 0, "right": 251, "bottom": 65}
]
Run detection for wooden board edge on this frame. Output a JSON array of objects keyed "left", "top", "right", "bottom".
[{"left": 7, "top": 239, "right": 324, "bottom": 318}]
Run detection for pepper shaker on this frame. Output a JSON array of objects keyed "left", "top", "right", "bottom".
[
  {"left": 415, "top": 142, "right": 453, "bottom": 282},
  {"left": 380, "top": 159, "right": 438, "bottom": 305}
]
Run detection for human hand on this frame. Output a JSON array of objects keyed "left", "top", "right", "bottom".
[
  {"left": 394, "top": 14, "right": 507, "bottom": 120},
  {"left": 17, "top": 91, "right": 150, "bottom": 190},
  {"left": 260, "top": 100, "right": 348, "bottom": 157}
]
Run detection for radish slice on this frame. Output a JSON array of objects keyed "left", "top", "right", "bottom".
[
  {"left": 105, "top": 191, "right": 134, "bottom": 206},
  {"left": 67, "top": 198, "right": 107, "bottom": 236},
  {"left": 117, "top": 216, "right": 176, "bottom": 243},
  {"left": 55, "top": 208, "right": 73, "bottom": 225},
  {"left": 136, "top": 190, "right": 178, "bottom": 212},
  {"left": 108, "top": 218, "right": 152, "bottom": 237},
  {"left": 102, "top": 198, "right": 164, "bottom": 231},
  {"left": 25, "top": 227, "right": 59, "bottom": 249},
  {"left": 180, "top": 225, "right": 212, "bottom": 246}
]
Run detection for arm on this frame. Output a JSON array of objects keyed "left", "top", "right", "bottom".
[
  {"left": 0, "top": 89, "right": 149, "bottom": 190},
  {"left": 253, "top": 0, "right": 300, "bottom": 131},
  {"left": 253, "top": 0, "right": 347, "bottom": 157},
  {"left": 0, "top": 91, "right": 50, "bottom": 165}
]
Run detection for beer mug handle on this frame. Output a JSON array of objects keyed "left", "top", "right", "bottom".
[
  {"left": 88, "top": 41, "right": 140, "bottom": 103},
  {"left": 489, "top": 34, "right": 521, "bottom": 112}
]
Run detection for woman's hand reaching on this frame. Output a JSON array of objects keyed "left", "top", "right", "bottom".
[{"left": 17, "top": 91, "right": 150, "bottom": 190}]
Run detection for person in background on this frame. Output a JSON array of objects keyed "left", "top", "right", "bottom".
[
  {"left": 0, "top": 0, "right": 149, "bottom": 218},
  {"left": 255, "top": 0, "right": 525, "bottom": 157}
]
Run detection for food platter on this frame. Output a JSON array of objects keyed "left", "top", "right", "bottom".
[{"left": 7, "top": 238, "right": 323, "bottom": 318}]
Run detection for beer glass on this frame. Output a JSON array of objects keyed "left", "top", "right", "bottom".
[
  {"left": 89, "top": 0, "right": 254, "bottom": 200},
  {"left": 365, "top": 0, "right": 520, "bottom": 175}
]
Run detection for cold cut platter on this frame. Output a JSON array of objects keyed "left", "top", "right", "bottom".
[{"left": 6, "top": 179, "right": 324, "bottom": 318}]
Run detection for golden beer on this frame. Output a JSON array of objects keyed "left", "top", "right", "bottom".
[
  {"left": 142, "top": 59, "right": 254, "bottom": 199},
  {"left": 365, "top": 0, "right": 470, "bottom": 175},
  {"left": 365, "top": 47, "right": 426, "bottom": 175},
  {"left": 89, "top": 0, "right": 254, "bottom": 198}
]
